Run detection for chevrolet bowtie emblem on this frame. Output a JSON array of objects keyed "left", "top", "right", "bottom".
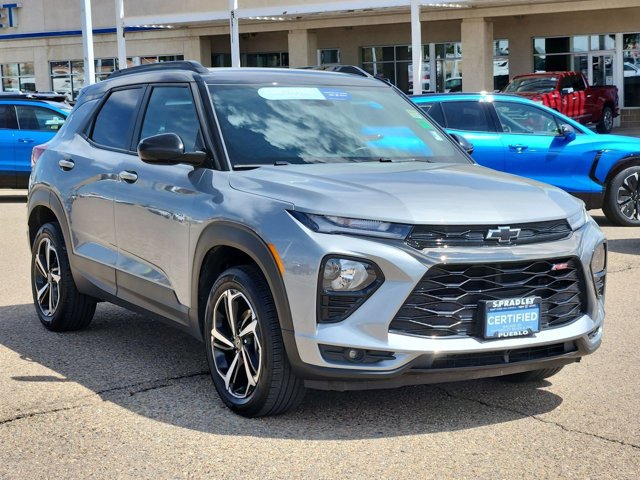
[{"left": 486, "top": 226, "right": 521, "bottom": 243}]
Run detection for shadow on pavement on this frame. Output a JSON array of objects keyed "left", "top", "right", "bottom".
[
  {"left": 0, "top": 303, "right": 564, "bottom": 438},
  {"left": 0, "top": 194, "right": 27, "bottom": 203},
  {"left": 607, "top": 238, "right": 640, "bottom": 255}
]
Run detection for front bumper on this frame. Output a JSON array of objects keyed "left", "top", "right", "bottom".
[{"left": 271, "top": 215, "right": 605, "bottom": 387}]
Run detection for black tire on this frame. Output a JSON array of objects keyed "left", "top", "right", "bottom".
[
  {"left": 603, "top": 165, "right": 640, "bottom": 226},
  {"left": 204, "top": 265, "right": 305, "bottom": 417},
  {"left": 596, "top": 106, "right": 614, "bottom": 134},
  {"left": 31, "top": 222, "right": 96, "bottom": 331},
  {"left": 502, "top": 366, "right": 564, "bottom": 383}
]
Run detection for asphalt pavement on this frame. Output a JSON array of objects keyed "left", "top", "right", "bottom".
[{"left": 1, "top": 191, "right": 639, "bottom": 479}]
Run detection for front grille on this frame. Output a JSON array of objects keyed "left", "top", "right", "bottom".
[
  {"left": 412, "top": 342, "right": 576, "bottom": 370},
  {"left": 406, "top": 220, "right": 572, "bottom": 249},
  {"left": 390, "top": 257, "right": 586, "bottom": 338}
]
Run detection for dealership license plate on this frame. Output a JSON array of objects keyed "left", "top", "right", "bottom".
[{"left": 482, "top": 296, "right": 541, "bottom": 339}]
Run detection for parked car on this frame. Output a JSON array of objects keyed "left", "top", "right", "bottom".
[
  {"left": 503, "top": 71, "right": 618, "bottom": 133},
  {"left": 28, "top": 62, "right": 606, "bottom": 417},
  {"left": 623, "top": 61, "right": 640, "bottom": 77},
  {"left": 0, "top": 93, "right": 70, "bottom": 188},
  {"left": 411, "top": 92, "right": 640, "bottom": 226}
]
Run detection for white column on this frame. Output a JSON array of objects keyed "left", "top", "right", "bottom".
[
  {"left": 287, "top": 30, "right": 318, "bottom": 67},
  {"left": 229, "top": 0, "right": 240, "bottom": 67},
  {"left": 115, "top": 0, "right": 127, "bottom": 70},
  {"left": 460, "top": 17, "right": 494, "bottom": 92},
  {"left": 81, "top": 0, "right": 95, "bottom": 85},
  {"left": 410, "top": 0, "right": 422, "bottom": 95}
]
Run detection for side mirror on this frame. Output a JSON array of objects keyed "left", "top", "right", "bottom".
[
  {"left": 449, "top": 132, "right": 474, "bottom": 155},
  {"left": 560, "top": 87, "right": 574, "bottom": 96},
  {"left": 558, "top": 123, "right": 576, "bottom": 141},
  {"left": 137, "top": 133, "right": 207, "bottom": 166}
]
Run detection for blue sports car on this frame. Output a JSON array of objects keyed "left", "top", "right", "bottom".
[
  {"left": 0, "top": 93, "right": 70, "bottom": 188},
  {"left": 411, "top": 92, "right": 640, "bottom": 226}
]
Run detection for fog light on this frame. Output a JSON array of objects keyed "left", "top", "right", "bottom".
[
  {"left": 322, "top": 258, "right": 377, "bottom": 292},
  {"left": 346, "top": 348, "right": 365, "bottom": 362}
]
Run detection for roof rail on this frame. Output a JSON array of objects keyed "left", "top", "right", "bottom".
[
  {"left": 0, "top": 92, "right": 68, "bottom": 103},
  {"left": 107, "top": 60, "right": 208, "bottom": 79}
]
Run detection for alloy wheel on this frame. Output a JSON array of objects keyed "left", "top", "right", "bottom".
[
  {"left": 210, "top": 289, "right": 262, "bottom": 399},
  {"left": 33, "top": 237, "right": 62, "bottom": 317},
  {"left": 603, "top": 109, "right": 613, "bottom": 132},
  {"left": 616, "top": 171, "right": 640, "bottom": 221}
]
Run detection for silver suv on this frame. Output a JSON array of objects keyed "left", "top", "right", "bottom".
[{"left": 27, "top": 61, "right": 606, "bottom": 417}]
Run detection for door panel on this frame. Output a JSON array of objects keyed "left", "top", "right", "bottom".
[
  {"left": 114, "top": 85, "right": 204, "bottom": 318},
  {"left": 0, "top": 104, "right": 17, "bottom": 187},
  {"left": 493, "top": 100, "right": 594, "bottom": 195}
]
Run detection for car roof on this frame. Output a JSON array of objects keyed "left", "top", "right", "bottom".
[
  {"left": 411, "top": 92, "right": 530, "bottom": 103},
  {"left": 82, "top": 61, "right": 386, "bottom": 98},
  {"left": 0, "top": 97, "right": 71, "bottom": 112}
]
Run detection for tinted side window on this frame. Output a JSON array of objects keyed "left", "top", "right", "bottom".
[
  {"left": 441, "top": 101, "right": 492, "bottom": 132},
  {"left": 0, "top": 105, "right": 18, "bottom": 130},
  {"left": 91, "top": 88, "right": 144, "bottom": 150},
  {"left": 16, "top": 106, "right": 66, "bottom": 132},
  {"left": 559, "top": 76, "right": 574, "bottom": 92},
  {"left": 420, "top": 103, "right": 445, "bottom": 126},
  {"left": 140, "top": 86, "right": 202, "bottom": 152}
]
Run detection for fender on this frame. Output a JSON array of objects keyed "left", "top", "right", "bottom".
[
  {"left": 189, "top": 221, "right": 306, "bottom": 373},
  {"left": 591, "top": 151, "right": 640, "bottom": 186}
]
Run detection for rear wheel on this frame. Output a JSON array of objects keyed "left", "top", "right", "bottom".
[
  {"left": 596, "top": 106, "right": 613, "bottom": 134},
  {"left": 31, "top": 222, "right": 96, "bottom": 331},
  {"left": 204, "top": 265, "right": 305, "bottom": 417},
  {"left": 603, "top": 166, "right": 640, "bottom": 226},
  {"left": 502, "top": 366, "right": 564, "bottom": 383}
]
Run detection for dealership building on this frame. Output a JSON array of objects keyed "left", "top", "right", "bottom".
[{"left": 1, "top": 0, "right": 639, "bottom": 125}]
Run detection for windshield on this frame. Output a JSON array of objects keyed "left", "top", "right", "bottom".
[
  {"left": 208, "top": 84, "right": 470, "bottom": 168},
  {"left": 504, "top": 76, "right": 557, "bottom": 93}
]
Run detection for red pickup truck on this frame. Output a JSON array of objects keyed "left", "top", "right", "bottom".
[{"left": 503, "top": 71, "right": 619, "bottom": 133}]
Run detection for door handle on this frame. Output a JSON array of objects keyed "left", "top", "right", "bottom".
[
  {"left": 508, "top": 144, "right": 528, "bottom": 153},
  {"left": 119, "top": 170, "right": 138, "bottom": 183},
  {"left": 58, "top": 159, "right": 75, "bottom": 171},
  {"left": 18, "top": 138, "right": 35, "bottom": 144}
]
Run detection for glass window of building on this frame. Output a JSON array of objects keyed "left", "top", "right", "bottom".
[
  {"left": 494, "top": 40, "right": 509, "bottom": 91},
  {"left": 361, "top": 44, "right": 429, "bottom": 93},
  {"left": 532, "top": 35, "right": 615, "bottom": 77},
  {"left": 1, "top": 62, "right": 36, "bottom": 92},
  {"left": 623, "top": 33, "right": 640, "bottom": 107},
  {"left": 51, "top": 55, "right": 184, "bottom": 102},
  {"left": 318, "top": 49, "right": 340, "bottom": 65},
  {"left": 211, "top": 52, "right": 288, "bottom": 68},
  {"left": 435, "top": 42, "right": 462, "bottom": 93}
]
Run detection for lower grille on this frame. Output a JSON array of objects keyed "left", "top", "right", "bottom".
[
  {"left": 390, "top": 257, "right": 586, "bottom": 338},
  {"left": 412, "top": 342, "right": 576, "bottom": 370}
]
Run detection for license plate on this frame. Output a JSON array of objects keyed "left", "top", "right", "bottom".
[{"left": 481, "top": 296, "right": 541, "bottom": 339}]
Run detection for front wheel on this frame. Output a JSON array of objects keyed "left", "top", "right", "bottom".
[
  {"left": 596, "top": 106, "right": 614, "bottom": 134},
  {"left": 204, "top": 265, "right": 305, "bottom": 417},
  {"left": 603, "top": 166, "right": 640, "bottom": 226}
]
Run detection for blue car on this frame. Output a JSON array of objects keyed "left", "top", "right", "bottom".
[
  {"left": 0, "top": 93, "right": 70, "bottom": 188},
  {"left": 411, "top": 92, "right": 640, "bottom": 226}
]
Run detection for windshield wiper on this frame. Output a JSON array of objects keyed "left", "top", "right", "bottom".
[{"left": 233, "top": 161, "right": 291, "bottom": 170}]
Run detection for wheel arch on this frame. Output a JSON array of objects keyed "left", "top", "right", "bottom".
[
  {"left": 190, "top": 222, "right": 296, "bottom": 348},
  {"left": 604, "top": 155, "right": 640, "bottom": 188}
]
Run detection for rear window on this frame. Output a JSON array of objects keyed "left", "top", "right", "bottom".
[
  {"left": 504, "top": 76, "right": 557, "bottom": 93},
  {"left": 91, "top": 87, "right": 144, "bottom": 150},
  {"left": 441, "top": 101, "right": 492, "bottom": 132}
]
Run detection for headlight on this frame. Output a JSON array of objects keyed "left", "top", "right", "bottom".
[
  {"left": 290, "top": 211, "right": 411, "bottom": 239},
  {"left": 591, "top": 242, "right": 607, "bottom": 298},
  {"left": 567, "top": 205, "right": 590, "bottom": 231}
]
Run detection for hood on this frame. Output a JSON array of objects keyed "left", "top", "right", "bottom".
[{"left": 229, "top": 162, "right": 582, "bottom": 225}]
